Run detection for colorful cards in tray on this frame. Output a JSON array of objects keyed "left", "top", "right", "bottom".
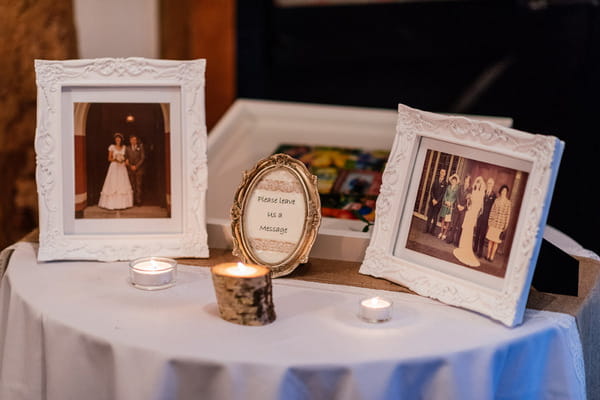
[{"left": 273, "top": 144, "right": 389, "bottom": 222}]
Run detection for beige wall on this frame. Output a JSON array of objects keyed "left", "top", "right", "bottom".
[{"left": 74, "top": 0, "right": 159, "bottom": 58}]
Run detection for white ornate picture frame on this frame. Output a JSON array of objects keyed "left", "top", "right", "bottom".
[
  {"left": 35, "top": 58, "right": 209, "bottom": 261},
  {"left": 360, "top": 104, "right": 563, "bottom": 327}
]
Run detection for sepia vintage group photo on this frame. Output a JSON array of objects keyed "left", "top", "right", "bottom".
[{"left": 404, "top": 149, "right": 529, "bottom": 278}]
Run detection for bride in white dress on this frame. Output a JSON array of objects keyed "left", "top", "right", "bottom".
[
  {"left": 453, "top": 176, "right": 485, "bottom": 267},
  {"left": 98, "top": 133, "right": 133, "bottom": 210}
]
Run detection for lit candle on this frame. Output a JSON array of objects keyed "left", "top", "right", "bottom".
[
  {"left": 359, "top": 296, "right": 392, "bottom": 323},
  {"left": 211, "top": 262, "right": 276, "bottom": 326},
  {"left": 224, "top": 262, "right": 261, "bottom": 277},
  {"left": 129, "top": 257, "right": 177, "bottom": 290}
]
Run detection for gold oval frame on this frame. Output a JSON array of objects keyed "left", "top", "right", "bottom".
[{"left": 231, "top": 153, "right": 321, "bottom": 278}]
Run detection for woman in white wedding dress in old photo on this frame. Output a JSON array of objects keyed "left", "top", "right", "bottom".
[
  {"left": 453, "top": 176, "right": 485, "bottom": 267},
  {"left": 98, "top": 133, "right": 133, "bottom": 210}
]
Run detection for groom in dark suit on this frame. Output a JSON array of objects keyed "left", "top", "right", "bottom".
[{"left": 126, "top": 135, "right": 145, "bottom": 206}]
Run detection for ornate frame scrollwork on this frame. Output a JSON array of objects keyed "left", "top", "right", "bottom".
[
  {"left": 231, "top": 154, "right": 321, "bottom": 278},
  {"left": 34, "top": 58, "right": 209, "bottom": 261},
  {"left": 359, "top": 104, "right": 564, "bottom": 327}
]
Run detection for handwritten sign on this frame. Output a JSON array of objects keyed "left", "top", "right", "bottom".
[
  {"left": 231, "top": 153, "right": 321, "bottom": 277},
  {"left": 244, "top": 168, "right": 306, "bottom": 264}
]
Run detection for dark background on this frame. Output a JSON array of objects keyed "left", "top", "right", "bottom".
[{"left": 237, "top": 0, "right": 600, "bottom": 254}]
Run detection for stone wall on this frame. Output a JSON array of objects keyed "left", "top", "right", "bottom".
[{"left": 0, "top": 0, "right": 78, "bottom": 249}]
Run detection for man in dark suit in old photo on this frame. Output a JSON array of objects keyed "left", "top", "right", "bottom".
[
  {"left": 126, "top": 135, "right": 145, "bottom": 206},
  {"left": 425, "top": 168, "right": 447, "bottom": 236},
  {"left": 474, "top": 177, "right": 496, "bottom": 258}
]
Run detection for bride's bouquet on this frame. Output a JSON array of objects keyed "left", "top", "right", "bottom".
[{"left": 114, "top": 153, "right": 125, "bottom": 163}]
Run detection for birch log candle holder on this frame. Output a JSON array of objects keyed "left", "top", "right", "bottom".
[{"left": 211, "top": 262, "right": 276, "bottom": 326}]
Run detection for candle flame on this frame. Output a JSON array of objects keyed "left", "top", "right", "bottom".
[
  {"left": 132, "top": 258, "right": 172, "bottom": 273},
  {"left": 223, "top": 262, "right": 259, "bottom": 277},
  {"left": 366, "top": 297, "right": 380, "bottom": 307},
  {"left": 362, "top": 296, "right": 390, "bottom": 309},
  {"left": 237, "top": 262, "right": 251, "bottom": 273}
]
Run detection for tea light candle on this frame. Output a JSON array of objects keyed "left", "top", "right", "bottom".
[
  {"left": 129, "top": 257, "right": 177, "bottom": 290},
  {"left": 359, "top": 296, "right": 392, "bottom": 323},
  {"left": 211, "top": 262, "right": 276, "bottom": 326}
]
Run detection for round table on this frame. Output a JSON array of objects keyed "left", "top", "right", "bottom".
[{"left": 0, "top": 242, "right": 585, "bottom": 399}]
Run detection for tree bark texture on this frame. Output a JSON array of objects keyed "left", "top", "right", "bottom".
[{"left": 211, "top": 264, "right": 276, "bottom": 326}]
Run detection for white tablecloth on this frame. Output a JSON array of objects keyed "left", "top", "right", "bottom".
[{"left": 0, "top": 242, "right": 586, "bottom": 400}]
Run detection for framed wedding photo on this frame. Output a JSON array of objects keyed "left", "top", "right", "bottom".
[
  {"left": 35, "top": 58, "right": 209, "bottom": 261},
  {"left": 359, "top": 104, "right": 564, "bottom": 327}
]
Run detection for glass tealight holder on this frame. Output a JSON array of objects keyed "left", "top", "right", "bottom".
[
  {"left": 358, "top": 296, "right": 393, "bottom": 323},
  {"left": 129, "top": 256, "right": 177, "bottom": 290}
]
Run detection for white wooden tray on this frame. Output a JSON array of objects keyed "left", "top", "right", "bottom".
[{"left": 207, "top": 99, "right": 512, "bottom": 261}]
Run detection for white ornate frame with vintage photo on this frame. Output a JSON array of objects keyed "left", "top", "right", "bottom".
[
  {"left": 231, "top": 154, "right": 322, "bottom": 278},
  {"left": 35, "top": 58, "right": 209, "bottom": 261},
  {"left": 360, "top": 104, "right": 563, "bottom": 327}
]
